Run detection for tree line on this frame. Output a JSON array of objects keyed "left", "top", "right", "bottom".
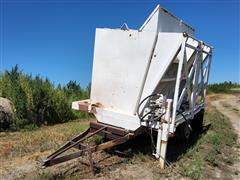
[
  {"left": 208, "top": 81, "right": 240, "bottom": 93},
  {"left": 0, "top": 65, "right": 90, "bottom": 130},
  {"left": 1, "top": 65, "right": 239, "bottom": 131}
]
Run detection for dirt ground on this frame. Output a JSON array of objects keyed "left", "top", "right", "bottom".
[
  {"left": 0, "top": 93, "right": 239, "bottom": 180},
  {"left": 211, "top": 94, "right": 240, "bottom": 142},
  {"left": 210, "top": 93, "right": 240, "bottom": 180}
]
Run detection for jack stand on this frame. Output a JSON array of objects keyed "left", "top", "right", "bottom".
[
  {"left": 154, "top": 99, "right": 172, "bottom": 169},
  {"left": 154, "top": 122, "right": 162, "bottom": 159},
  {"left": 159, "top": 123, "right": 169, "bottom": 169}
]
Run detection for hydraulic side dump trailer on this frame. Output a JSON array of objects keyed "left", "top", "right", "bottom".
[{"left": 43, "top": 5, "right": 213, "bottom": 169}]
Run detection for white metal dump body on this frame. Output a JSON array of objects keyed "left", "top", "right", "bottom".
[{"left": 72, "top": 5, "right": 212, "bottom": 133}]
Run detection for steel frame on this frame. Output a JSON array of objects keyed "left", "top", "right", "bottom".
[
  {"left": 42, "top": 122, "right": 135, "bottom": 173},
  {"left": 153, "top": 33, "right": 212, "bottom": 168},
  {"left": 169, "top": 33, "right": 212, "bottom": 133}
]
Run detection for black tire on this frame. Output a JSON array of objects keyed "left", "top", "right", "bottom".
[
  {"left": 175, "top": 122, "right": 191, "bottom": 142},
  {"left": 191, "top": 109, "right": 204, "bottom": 133}
]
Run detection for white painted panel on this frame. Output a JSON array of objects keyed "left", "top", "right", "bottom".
[
  {"left": 140, "top": 5, "right": 194, "bottom": 36},
  {"left": 95, "top": 108, "right": 140, "bottom": 131},
  {"left": 91, "top": 29, "right": 156, "bottom": 115},
  {"left": 140, "top": 5, "right": 160, "bottom": 33},
  {"left": 141, "top": 33, "right": 184, "bottom": 100},
  {"left": 157, "top": 7, "right": 194, "bottom": 35}
]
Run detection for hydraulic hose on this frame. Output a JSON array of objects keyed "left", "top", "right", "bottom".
[
  {"left": 137, "top": 93, "right": 160, "bottom": 122},
  {"left": 177, "top": 110, "right": 192, "bottom": 131}
]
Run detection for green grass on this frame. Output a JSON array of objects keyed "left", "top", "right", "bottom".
[
  {"left": 34, "top": 171, "right": 66, "bottom": 180},
  {"left": 176, "top": 111, "right": 238, "bottom": 179}
]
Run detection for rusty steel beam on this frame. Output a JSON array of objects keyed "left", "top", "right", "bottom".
[
  {"left": 47, "top": 128, "right": 90, "bottom": 159},
  {"left": 43, "top": 121, "right": 139, "bottom": 168},
  {"left": 43, "top": 133, "right": 134, "bottom": 167},
  {"left": 90, "top": 121, "right": 128, "bottom": 136},
  {"left": 43, "top": 149, "right": 86, "bottom": 167},
  {"left": 47, "top": 126, "right": 106, "bottom": 160},
  {"left": 94, "top": 134, "right": 133, "bottom": 152}
]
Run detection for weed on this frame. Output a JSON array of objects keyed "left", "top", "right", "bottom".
[
  {"left": 136, "top": 152, "right": 148, "bottom": 162},
  {"left": 232, "top": 108, "right": 239, "bottom": 112},
  {"left": 35, "top": 171, "right": 65, "bottom": 180},
  {"left": 178, "top": 154, "right": 204, "bottom": 179},
  {"left": 223, "top": 156, "right": 234, "bottom": 165},
  {"left": 0, "top": 119, "right": 89, "bottom": 159},
  {"left": 23, "top": 124, "right": 38, "bottom": 131},
  {"left": 205, "top": 148, "right": 219, "bottom": 166},
  {"left": 92, "top": 135, "right": 103, "bottom": 145},
  {"left": 175, "top": 108, "right": 238, "bottom": 179}
]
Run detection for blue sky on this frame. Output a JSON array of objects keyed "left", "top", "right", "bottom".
[{"left": 0, "top": 0, "right": 239, "bottom": 87}]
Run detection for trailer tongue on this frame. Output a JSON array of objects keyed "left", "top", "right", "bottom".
[
  {"left": 43, "top": 122, "right": 137, "bottom": 169},
  {"left": 43, "top": 4, "right": 213, "bottom": 170}
]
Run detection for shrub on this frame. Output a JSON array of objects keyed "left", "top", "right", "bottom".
[
  {"left": 0, "top": 65, "right": 90, "bottom": 130},
  {"left": 208, "top": 81, "right": 240, "bottom": 93}
]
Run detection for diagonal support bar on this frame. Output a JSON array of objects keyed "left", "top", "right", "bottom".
[
  {"left": 47, "top": 126, "right": 106, "bottom": 160},
  {"left": 43, "top": 133, "right": 133, "bottom": 167}
]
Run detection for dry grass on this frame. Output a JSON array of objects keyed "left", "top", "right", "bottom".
[
  {"left": 0, "top": 119, "right": 91, "bottom": 161},
  {"left": 0, "top": 93, "right": 239, "bottom": 180}
]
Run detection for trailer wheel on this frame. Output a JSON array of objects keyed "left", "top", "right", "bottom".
[
  {"left": 191, "top": 109, "right": 204, "bottom": 133},
  {"left": 175, "top": 122, "right": 191, "bottom": 142}
]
